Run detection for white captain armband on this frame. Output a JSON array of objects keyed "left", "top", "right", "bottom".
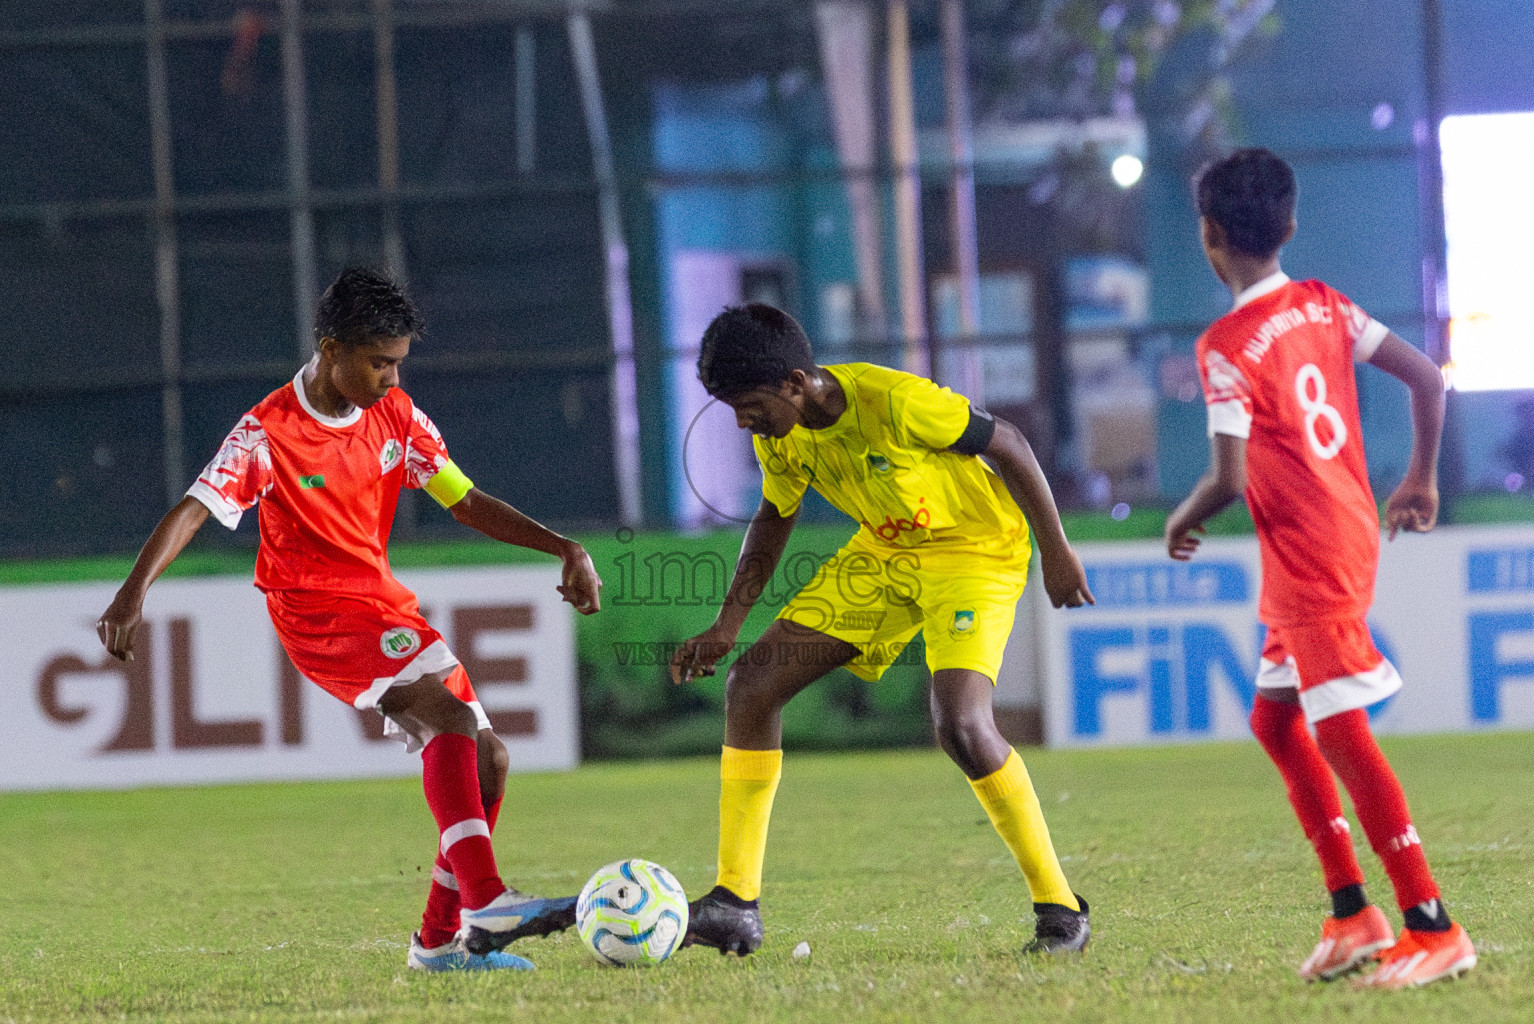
[{"left": 948, "top": 406, "right": 997, "bottom": 456}]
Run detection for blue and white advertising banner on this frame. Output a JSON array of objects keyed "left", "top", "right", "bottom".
[
  {"left": 0, "top": 566, "right": 577, "bottom": 791},
  {"left": 1040, "top": 526, "right": 1534, "bottom": 747}
]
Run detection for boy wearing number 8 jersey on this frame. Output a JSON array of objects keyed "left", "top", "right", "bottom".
[{"left": 1165, "top": 149, "right": 1475, "bottom": 988}]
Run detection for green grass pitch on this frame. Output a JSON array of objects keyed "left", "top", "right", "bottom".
[{"left": 2, "top": 732, "right": 1530, "bottom": 1023}]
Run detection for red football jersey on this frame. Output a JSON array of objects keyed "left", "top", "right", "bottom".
[
  {"left": 1196, "top": 273, "right": 1390, "bottom": 627},
  {"left": 188, "top": 363, "right": 455, "bottom": 601}
]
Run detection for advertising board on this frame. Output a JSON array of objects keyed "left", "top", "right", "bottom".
[
  {"left": 2, "top": 566, "right": 576, "bottom": 791},
  {"left": 1040, "top": 526, "right": 1534, "bottom": 747}
]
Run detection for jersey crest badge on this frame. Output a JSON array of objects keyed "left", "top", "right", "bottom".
[
  {"left": 380, "top": 438, "right": 404, "bottom": 475},
  {"left": 950, "top": 609, "right": 976, "bottom": 638},
  {"left": 380, "top": 626, "right": 421, "bottom": 659}
]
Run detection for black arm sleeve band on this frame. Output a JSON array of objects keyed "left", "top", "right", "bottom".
[{"left": 948, "top": 406, "right": 996, "bottom": 456}]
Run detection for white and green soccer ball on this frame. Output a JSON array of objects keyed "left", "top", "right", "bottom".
[{"left": 575, "top": 859, "right": 689, "bottom": 966}]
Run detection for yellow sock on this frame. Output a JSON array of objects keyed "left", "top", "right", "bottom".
[
  {"left": 970, "top": 748, "right": 1079, "bottom": 910},
  {"left": 715, "top": 746, "right": 783, "bottom": 901}
]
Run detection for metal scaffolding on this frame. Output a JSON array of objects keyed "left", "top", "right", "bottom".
[{"left": 0, "top": 1, "right": 643, "bottom": 538}]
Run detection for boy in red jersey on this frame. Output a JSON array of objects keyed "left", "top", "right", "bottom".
[
  {"left": 96, "top": 268, "right": 602, "bottom": 972},
  {"left": 1166, "top": 150, "right": 1475, "bottom": 988}
]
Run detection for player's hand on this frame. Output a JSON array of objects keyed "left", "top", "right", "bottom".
[
  {"left": 671, "top": 624, "right": 737, "bottom": 685},
  {"left": 1385, "top": 477, "right": 1439, "bottom": 540},
  {"left": 1165, "top": 519, "right": 1205, "bottom": 561},
  {"left": 1041, "top": 546, "right": 1095, "bottom": 608},
  {"left": 97, "top": 593, "right": 143, "bottom": 662},
  {"left": 557, "top": 542, "right": 603, "bottom": 614}
]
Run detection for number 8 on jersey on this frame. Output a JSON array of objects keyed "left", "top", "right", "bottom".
[{"left": 1295, "top": 363, "right": 1347, "bottom": 460}]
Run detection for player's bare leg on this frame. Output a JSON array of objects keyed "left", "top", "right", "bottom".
[
  {"left": 378, "top": 674, "right": 479, "bottom": 743},
  {"left": 721, "top": 620, "right": 857, "bottom": 749},
  {"left": 686, "top": 620, "right": 857, "bottom": 956},
  {"left": 478, "top": 728, "right": 509, "bottom": 806},
  {"left": 931, "top": 669, "right": 1088, "bottom": 953},
  {"left": 381, "top": 675, "right": 576, "bottom": 956},
  {"left": 928, "top": 668, "right": 1012, "bottom": 778}
]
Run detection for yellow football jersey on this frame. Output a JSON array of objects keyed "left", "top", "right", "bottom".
[{"left": 753, "top": 363, "right": 1029, "bottom": 562}]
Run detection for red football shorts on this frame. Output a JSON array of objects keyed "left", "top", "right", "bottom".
[
  {"left": 1256, "top": 617, "right": 1402, "bottom": 724},
  {"left": 267, "top": 590, "right": 487, "bottom": 738}
]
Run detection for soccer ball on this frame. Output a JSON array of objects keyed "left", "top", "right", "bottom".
[{"left": 575, "top": 859, "right": 689, "bottom": 966}]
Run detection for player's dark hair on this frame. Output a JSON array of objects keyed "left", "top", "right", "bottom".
[
  {"left": 697, "top": 303, "right": 816, "bottom": 400},
  {"left": 313, "top": 266, "right": 424, "bottom": 349},
  {"left": 1194, "top": 148, "right": 1298, "bottom": 259}
]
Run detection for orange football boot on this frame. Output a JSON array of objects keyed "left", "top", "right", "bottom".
[
  {"left": 1357, "top": 922, "right": 1477, "bottom": 989},
  {"left": 1298, "top": 905, "right": 1395, "bottom": 981}
]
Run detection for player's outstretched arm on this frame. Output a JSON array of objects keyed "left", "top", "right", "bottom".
[
  {"left": 670, "top": 497, "right": 798, "bottom": 685},
  {"left": 98, "top": 496, "right": 211, "bottom": 661},
  {"left": 982, "top": 418, "right": 1094, "bottom": 608},
  {"left": 447, "top": 487, "right": 602, "bottom": 614},
  {"left": 1165, "top": 433, "right": 1247, "bottom": 561},
  {"left": 1369, "top": 333, "right": 1445, "bottom": 540}
]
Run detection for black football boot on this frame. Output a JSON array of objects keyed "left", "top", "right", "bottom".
[
  {"left": 683, "top": 885, "right": 764, "bottom": 956},
  {"left": 1024, "top": 894, "right": 1091, "bottom": 954}
]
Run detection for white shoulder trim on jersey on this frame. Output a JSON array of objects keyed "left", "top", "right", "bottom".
[
  {"left": 1206, "top": 398, "right": 1253, "bottom": 439},
  {"left": 186, "top": 479, "right": 247, "bottom": 530},
  {"left": 1299, "top": 658, "right": 1404, "bottom": 725},
  {"left": 1233, "top": 271, "right": 1290, "bottom": 310},
  {"left": 1353, "top": 318, "right": 1390, "bottom": 363},
  {"left": 292, "top": 358, "right": 364, "bottom": 428},
  {"left": 188, "top": 413, "right": 272, "bottom": 529}
]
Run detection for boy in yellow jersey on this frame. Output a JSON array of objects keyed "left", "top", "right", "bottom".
[{"left": 671, "top": 303, "right": 1095, "bottom": 956}]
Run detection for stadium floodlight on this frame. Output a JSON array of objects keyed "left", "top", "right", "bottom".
[
  {"left": 1440, "top": 111, "right": 1534, "bottom": 391},
  {"left": 1111, "top": 153, "right": 1144, "bottom": 188}
]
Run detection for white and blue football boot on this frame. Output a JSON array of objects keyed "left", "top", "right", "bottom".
[
  {"left": 460, "top": 888, "right": 578, "bottom": 956},
  {"left": 408, "top": 931, "right": 535, "bottom": 972}
]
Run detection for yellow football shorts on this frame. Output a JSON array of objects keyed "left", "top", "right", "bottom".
[{"left": 776, "top": 537, "right": 1029, "bottom": 683}]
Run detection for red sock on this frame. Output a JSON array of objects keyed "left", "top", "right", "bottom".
[
  {"left": 1250, "top": 696, "right": 1364, "bottom": 893},
  {"left": 419, "top": 780, "right": 509, "bottom": 946},
  {"left": 1314, "top": 710, "right": 1440, "bottom": 912},
  {"left": 421, "top": 733, "right": 504, "bottom": 911},
  {"left": 418, "top": 854, "right": 462, "bottom": 949}
]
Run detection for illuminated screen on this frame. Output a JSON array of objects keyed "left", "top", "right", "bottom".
[{"left": 1440, "top": 112, "right": 1534, "bottom": 391}]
